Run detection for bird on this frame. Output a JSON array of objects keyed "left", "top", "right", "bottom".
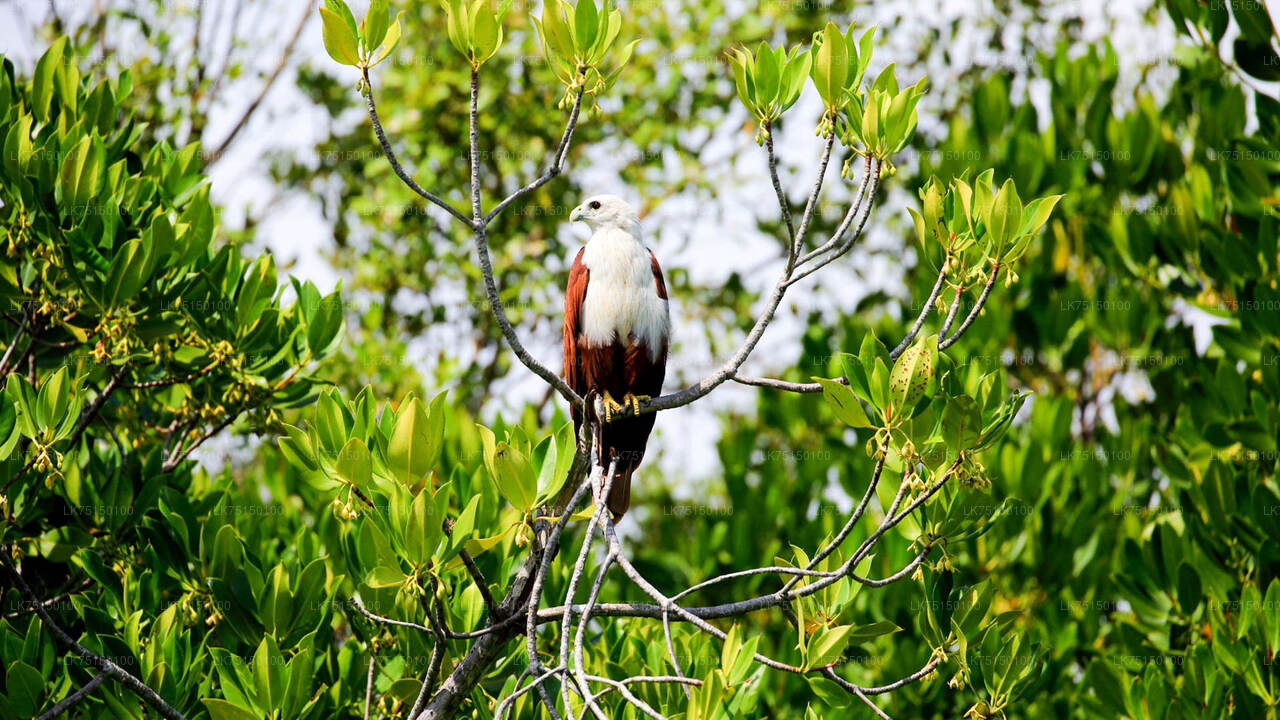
[{"left": 563, "top": 194, "right": 669, "bottom": 518}]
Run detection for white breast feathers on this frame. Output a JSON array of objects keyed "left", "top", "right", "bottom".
[{"left": 580, "top": 227, "right": 669, "bottom": 361}]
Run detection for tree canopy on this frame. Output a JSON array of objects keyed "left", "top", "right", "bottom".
[{"left": 0, "top": 1, "right": 1278, "bottom": 719}]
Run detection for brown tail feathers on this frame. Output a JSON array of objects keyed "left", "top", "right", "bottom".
[{"left": 604, "top": 463, "right": 634, "bottom": 519}]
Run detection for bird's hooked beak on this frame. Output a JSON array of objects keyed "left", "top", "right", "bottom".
[{"left": 569, "top": 205, "right": 585, "bottom": 223}]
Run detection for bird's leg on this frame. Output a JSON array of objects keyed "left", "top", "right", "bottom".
[
  {"left": 599, "top": 391, "right": 625, "bottom": 423},
  {"left": 621, "top": 394, "right": 651, "bottom": 415}
]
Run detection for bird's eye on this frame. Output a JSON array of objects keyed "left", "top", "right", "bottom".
[{"left": 589, "top": 200, "right": 601, "bottom": 210}]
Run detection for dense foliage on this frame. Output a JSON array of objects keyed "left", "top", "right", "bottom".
[
  {"left": 1, "top": 0, "right": 1277, "bottom": 719},
  {"left": 0, "top": 36, "right": 345, "bottom": 719}
]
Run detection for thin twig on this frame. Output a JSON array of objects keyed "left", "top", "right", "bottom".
[
  {"left": 890, "top": 263, "right": 949, "bottom": 360},
  {"left": 572, "top": 530, "right": 618, "bottom": 719},
  {"left": 537, "top": 459, "right": 962, "bottom": 626},
  {"left": 580, "top": 674, "right": 671, "bottom": 720},
  {"left": 939, "top": 263, "right": 999, "bottom": 350},
  {"left": 522, "top": 461, "right": 595, "bottom": 720},
  {"left": 458, "top": 549, "right": 498, "bottom": 620},
  {"left": 119, "top": 361, "right": 217, "bottom": 389},
  {"left": 483, "top": 88, "right": 584, "bottom": 224},
  {"left": 364, "top": 653, "right": 377, "bottom": 720},
  {"left": 35, "top": 672, "right": 106, "bottom": 720},
  {"left": 495, "top": 665, "right": 566, "bottom": 719},
  {"left": 463, "top": 66, "right": 584, "bottom": 409},
  {"left": 559, "top": 457, "right": 617, "bottom": 717},
  {"left": 764, "top": 121, "right": 797, "bottom": 248},
  {"left": 0, "top": 303, "right": 30, "bottom": 375},
  {"left": 786, "top": 160, "right": 883, "bottom": 286},
  {"left": 0, "top": 550, "right": 188, "bottom": 720},
  {"left": 161, "top": 405, "right": 245, "bottom": 472},
  {"left": 361, "top": 68, "right": 473, "bottom": 227},
  {"left": 797, "top": 155, "right": 874, "bottom": 265},
  {"left": 662, "top": 607, "right": 691, "bottom": 699},
  {"left": 792, "top": 131, "right": 838, "bottom": 256},
  {"left": 938, "top": 286, "right": 963, "bottom": 338}
]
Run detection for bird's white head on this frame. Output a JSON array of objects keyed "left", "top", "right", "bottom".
[{"left": 569, "top": 194, "right": 640, "bottom": 237}]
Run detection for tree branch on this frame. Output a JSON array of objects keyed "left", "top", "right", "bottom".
[
  {"left": 786, "top": 159, "right": 882, "bottom": 286},
  {"left": 35, "top": 672, "right": 106, "bottom": 720},
  {"left": 939, "top": 262, "right": 999, "bottom": 350},
  {"left": 938, "top": 285, "right": 963, "bottom": 338},
  {"left": 792, "top": 131, "right": 838, "bottom": 256},
  {"left": 364, "top": 653, "right": 377, "bottom": 720},
  {"left": 361, "top": 68, "right": 473, "bottom": 228},
  {"left": 459, "top": 548, "right": 498, "bottom": 620},
  {"left": 161, "top": 405, "right": 245, "bottom": 472},
  {"left": 0, "top": 550, "right": 188, "bottom": 720},
  {"left": 484, "top": 88, "right": 584, "bottom": 225},
  {"left": 764, "top": 122, "right": 797, "bottom": 249},
  {"left": 0, "top": 302, "right": 31, "bottom": 376},
  {"left": 558, "top": 457, "right": 616, "bottom": 717},
  {"left": 890, "top": 263, "right": 949, "bottom": 359}
]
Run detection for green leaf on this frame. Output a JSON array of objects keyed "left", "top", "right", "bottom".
[
  {"left": 35, "top": 366, "right": 71, "bottom": 431},
  {"left": 4, "top": 660, "right": 43, "bottom": 717},
  {"left": 532, "top": 435, "right": 559, "bottom": 505},
  {"left": 104, "top": 238, "right": 149, "bottom": 307},
  {"left": 1016, "top": 194, "right": 1062, "bottom": 239},
  {"left": 8, "top": 374, "right": 38, "bottom": 437},
  {"left": 806, "top": 624, "right": 853, "bottom": 669},
  {"left": 364, "top": 0, "right": 391, "bottom": 54},
  {"left": 816, "top": 378, "right": 873, "bottom": 428},
  {"left": 388, "top": 398, "right": 432, "bottom": 486},
  {"left": 574, "top": 0, "right": 599, "bottom": 54},
  {"left": 326, "top": 0, "right": 361, "bottom": 43},
  {"left": 492, "top": 440, "right": 536, "bottom": 512},
  {"left": 602, "top": 39, "right": 640, "bottom": 89},
  {"left": 335, "top": 437, "right": 372, "bottom": 489},
  {"left": 780, "top": 48, "right": 812, "bottom": 111},
  {"left": 366, "top": 565, "right": 407, "bottom": 588},
  {"left": 1264, "top": 578, "right": 1280, "bottom": 653},
  {"left": 3, "top": 113, "right": 34, "bottom": 178},
  {"left": 985, "top": 178, "right": 1022, "bottom": 250},
  {"left": 538, "top": 0, "right": 576, "bottom": 60},
  {"left": 1176, "top": 563, "right": 1202, "bottom": 614},
  {"left": 444, "top": 494, "right": 481, "bottom": 560},
  {"left": 406, "top": 487, "right": 442, "bottom": 563},
  {"left": 307, "top": 292, "right": 344, "bottom": 355},
  {"left": 472, "top": 4, "right": 503, "bottom": 64},
  {"left": 58, "top": 135, "right": 104, "bottom": 210},
  {"left": 202, "top": 699, "right": 260, "bottom": 720},
  {"left": 252, "top": 635, "right": 285, "bottom": 711},
  {"left": 320, "top": 6, "right": 363, "bottom": 66},
  {"left": 888, "top": 335, "right": 936, "bottom": 420},
  {"left": 442, "top": 0, "right": 469, "bottom": 56},
  {"left": 846, "top": 620, "right": 900, "bottom": 643},
  {"left": 370, "top": 11, "right": 405, "bottom": 66},
  {"left": 813, "top": 23, "right": 848, "bottom": 108},
  {"left": 31, "top": 37, "right": 67, "bottom": 122},
  {"left": 314, "top": 391, "right": 348, "bottom": 454},
  {"left": 754, "top": 42, "right": 780, "bottom": 109}
]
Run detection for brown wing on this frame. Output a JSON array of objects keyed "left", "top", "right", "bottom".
[
  {"left": 650, "top": 250, "right": 668, "bottom": 300},
  {"left": 563, "top": 248, "right": 590, "bottom": 428}
]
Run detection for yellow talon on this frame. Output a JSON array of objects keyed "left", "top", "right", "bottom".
[
  {"left": 623, "top": 393, "right": 651, "bottom": 415},
  {"left": 600, "top": 392, "right": 624, "bottom": 423}
]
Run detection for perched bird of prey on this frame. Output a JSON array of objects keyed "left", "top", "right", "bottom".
[{"left": 563, "top": 195, "right": 669, "bottom": 518}]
